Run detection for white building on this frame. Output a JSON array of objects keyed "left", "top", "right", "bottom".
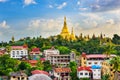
[
  {"left": 91, "top": 65, "right": 101, "bottom": 80},
  {"left": 10, "top": 46, "right": 28, "bottom": 59},
  {"left": 43, "top": 47, "right": 59, "bottom": 60},
  {"left": 77, "top": 66, "right": 92, "bottom": 79}
]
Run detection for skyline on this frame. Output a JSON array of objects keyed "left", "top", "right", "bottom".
[{"left": 0, "top": 0, "right": 120, "bottom": 42}]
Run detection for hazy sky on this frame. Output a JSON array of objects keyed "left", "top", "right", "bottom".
[{"left": 0, "top": 0, "right": 120, "bottom": 42}]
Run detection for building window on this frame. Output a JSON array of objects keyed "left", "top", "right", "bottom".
[
  {"left": 88, "top": 62, "right": 91, "bottom": 65},
  {"left": 80, "top": 73, "right": 83, "bottom": 75},
  {"left": 17, "top": 51, "right": 19, "bottom": 55},
  {"left": 13, "top": 76, "right": 16, "bottom": 78},
  {"left": 85, "top": 73, "right": 88, "bottom": 75},
  {"left": 94, "top": 62, "right": 97, "bottom": 64},
  {"left": 21, "top": 51, "right": 23, "bottom": 54},
  {"left": 84, "top": 62, "right": 86, "bottom": 64},
  {"left": 21, "top": 77, "right": 24, "bottom": 80}
]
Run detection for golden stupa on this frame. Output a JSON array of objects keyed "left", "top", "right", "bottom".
[{"left": 60, "top": 17, "right": 76, "bottom": 41}]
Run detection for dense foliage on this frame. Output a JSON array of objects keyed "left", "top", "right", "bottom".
[{"left": 0, "top": 34, "right": 120, "bottom": 55}]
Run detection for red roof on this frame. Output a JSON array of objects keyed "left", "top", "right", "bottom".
[
  {"left": 86, "top": 54, "right": 106, "bottom": 58},
  {"left": 32, "top": 48, "right": 40, "bottom": 52},
  {"left": 54, "top": 68, "right": 71, "bottom": 73},
  {"left": 28, "top": 60, "right": 38, "bottom": 63},
  {"left": 82, "top": 52, "right": 106, "bottom": 58},
  {"left": 77, "top": 66, "right": 92, "bottom": 72},
  {"left": 11, "top": 46, "right": 27, "bottom": 49},
  {"left": 40, "top": 58, "right": 45, "bottom": 61},
  {"left": 82, "top": 52, "right": 86, "bottom": 57},
  {"left": 31, "top": 70, "right": 49, "bottom": 76}
]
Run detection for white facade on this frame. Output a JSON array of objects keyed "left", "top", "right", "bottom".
[
  {"left": 92, "top": 69, "right": 101, "bottom": 79},
  {"left": 10, "top": 46, "right": 28, "bottom": 59},
  {"left": 77, "top": 70, "right": 91, "bottom": 79},
  {"left": 86, "top": 60, "right": 103, "bottom": 66},
  {"left": 44, "top": 49, "right": 59, "bottom": 58}
]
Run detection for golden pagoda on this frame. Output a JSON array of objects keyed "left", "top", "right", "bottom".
[
  {"left": 60, "top": 16, "right": 76, "bottom": 41},
  {"left": 70, "top": 27, "right": 76, "bottom": 41}
]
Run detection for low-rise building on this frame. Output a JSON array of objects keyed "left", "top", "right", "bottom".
[
  {"left": 43, "top": 47, "right": 59, "bottom": 59},
  {"left": 10, "top": 71, "right": 27, "bottom": 80},
  {"left": 77, "top": 66, "right": 92, "bottom": 79},
  {"left": 54, "top": 68, "right": 71, "bottom": 80},
  {"left": 91, "top": 65, "right": 101, "bottom": 80},
  {"left": 10, "top": 46, "right": 28, "bottom": 59},
  {"left": 30, "top": 48, "right": 41, "bottom": 60}
]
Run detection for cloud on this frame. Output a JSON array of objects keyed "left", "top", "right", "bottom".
[
  {"left": 77, "top": 1, "right": 81, "bottom": 5},
  {"left": 79, "top": 8, "right": 87, "bottom": 11},
  {"left": 48, "top": 5, "right": 53, "bottom": 8},
  {"left": 57, "top": 2, "right": 67, "bottom": 9},
  {"left": 0, "top": 0, "right": 7, "bottom": 2},
  {"left": 90, "top": 0, "right": 120, "bottom": 12},
  {"left": 106, "top": 19, "right": 114, "bottom": 24},
  {"left": 75, "top": 23, "right": 120, "bottom": 38},
  {"left": 0, "top": 20, "right": 10, "bottom": 29},
  {"left": 23, "top": 0, "right": 36, "bottom": 6}
]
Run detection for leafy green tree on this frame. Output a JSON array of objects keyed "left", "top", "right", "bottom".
[
  {"left": 43, "top": 60, "right": 52, "bottom": 71},
  {"left": 18, "top": 61, "right": 31, "bottom": 70},
  {"left": 69, "top": 61, "right": 78, "bottom": 80},
  {"left": 36, "top": 60, "right": 44, "bottom": 70},
  {"left": 71, "top": 49, "right": 80, "bottom": 56},
  {"left": 112, "top": 34, "right": 120, "bottom": 44},
  {"left": 57, "top": 46, "right": 70, "bottom": 54},
  {"left": 0, "top": 54, "right": 19, "bottom": 76}
]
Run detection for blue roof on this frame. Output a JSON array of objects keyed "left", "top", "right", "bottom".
[{"left": 91, "top": 65, "right": 101, "bottom": 69}]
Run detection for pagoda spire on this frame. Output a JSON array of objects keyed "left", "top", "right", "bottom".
[
  {"left": 70, "top": 27, "right": 76, "bottom": 41},
  {"left": 60, "top": 16, "right": 70, "bottom": 39}
]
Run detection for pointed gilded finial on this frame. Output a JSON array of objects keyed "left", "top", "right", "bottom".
[
  {"left": 64, "top": 16, "right": 66, "bottom": 22},
  {"left": 71, "top": 27, "right": 73, "bottom": 34}
]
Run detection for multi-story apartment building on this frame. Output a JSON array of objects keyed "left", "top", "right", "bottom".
[
  {"left": 10, "top": 46, "right": 28, "bottom": 59},
  {"left": 81, "top": 52, "right": 107, "bottom": 67},
  {"left": 44, "top": 48, "right": 76, "bottom": 67}
]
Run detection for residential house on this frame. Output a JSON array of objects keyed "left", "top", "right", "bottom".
[
  {"left": 91, "top": 65, "right": 101, "bottom": 80},
  {"left": 10, "top": 46, "right": 28, "bottom": 59},
  {"left": 54, "top": 68, "right": 71, "bottom": 80},
  {"left": 30, "top": 48, "right": 41, "bottom": 60},
  {"left": 43, "top": 47, "right": 60, "bottom": 60},
  {"left": 10, "top": 71, "right": 27, "bottom": 80}
]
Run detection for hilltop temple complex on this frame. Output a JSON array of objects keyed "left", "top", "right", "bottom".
[{"left": 60, "top": 17, "right": 76, "bottom": 41}]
